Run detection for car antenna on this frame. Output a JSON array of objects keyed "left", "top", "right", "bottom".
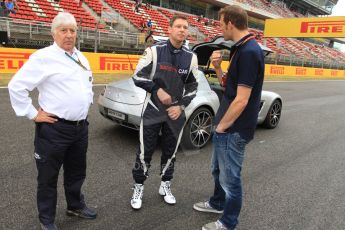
[{"left": 126, "top": 52, "right": 136, "bottom": 75}]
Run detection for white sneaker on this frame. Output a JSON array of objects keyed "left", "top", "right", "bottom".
[
  {"left": 158, "top": 181, "right": 176, "bottom": 204},
  {"left": 131, "top": 183, "right": 144, "bottom": 209}
]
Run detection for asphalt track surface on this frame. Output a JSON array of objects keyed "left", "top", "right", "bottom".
[{"left": 1, "top": 81, "right": 345, "bottom": 230}]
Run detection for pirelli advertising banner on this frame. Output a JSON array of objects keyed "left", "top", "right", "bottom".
[
  {"left": 264, "top": 16, "right": 345, "bottom": 38},
  {"left": 1, "top": 48, "right": 345, "bottom": 78},
  {"left": 265, "top": 64, "right": 345, "bottom": 77},
  {"left": 0, "top": 48, "right": 139, "bottom": 74}
]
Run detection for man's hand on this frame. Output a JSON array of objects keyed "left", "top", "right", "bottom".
[
  {"left": 215, "top": 122, "right": 229, "bottom": 133},
  {"left": 166, "top": 106, "right": 182, "bottom": 120},
  {"left": 211, "top": 51, "right": 222, "bottom": 69},
  {"left": 33, "top": 108, "right": 58, "bottom": 123},
  {"left": 157, "top": 88, "right": 172, "bottom": 105}
]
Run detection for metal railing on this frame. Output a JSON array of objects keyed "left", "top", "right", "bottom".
[{"left": 0, "top": 17, "right": 146, "bottom": 51}]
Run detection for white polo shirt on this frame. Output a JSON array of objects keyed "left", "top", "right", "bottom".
[{"left": 8, "top": 43, "right": 93, "bottom": 121}]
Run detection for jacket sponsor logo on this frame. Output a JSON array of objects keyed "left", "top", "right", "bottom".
[
  {"left": 178, "top": 69, "right": 188, "bottom": 74},
  {"left": 99, "top": 57, "right": 138, "bottom": 71},
  {"left": 159, "top": 64, "right": 177, "bottom": 72},
  {"left": 0, "top": 52, "right": 31, "bottom": 69},
  {"left": 270, "top": 66, "right": 285, "bottom": 74},
  {"left": 300, "top": 20, "right": 345, "bottom": 34},
  {"left": 295, "top": 67, "right": 306, "bottom": 75}
]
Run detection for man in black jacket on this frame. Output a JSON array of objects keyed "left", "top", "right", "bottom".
[{"left": 130, "top": 15, "right": 198, "bottom": 210}]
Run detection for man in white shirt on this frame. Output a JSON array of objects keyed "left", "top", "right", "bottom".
[{"left": 8, "top": 12, "right": 96, "bottom": 230}]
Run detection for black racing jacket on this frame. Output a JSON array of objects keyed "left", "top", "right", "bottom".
[{"left": 132, "top": 39, "right": 198, "bottom": 113}]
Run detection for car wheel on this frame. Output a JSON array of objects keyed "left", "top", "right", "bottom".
[
  {"left": 181, "top": 107, "right": 213, "bottom": 149},
  {"left": 263, "top": 99, "right": 282, "bottom": 129}
]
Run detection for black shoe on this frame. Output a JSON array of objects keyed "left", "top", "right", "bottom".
[
  {"left": 66, "top": 206, "right": 97, "bottom": 219},
  {"left": 40, "top": 223, "right": 57, "bottom": 230}
]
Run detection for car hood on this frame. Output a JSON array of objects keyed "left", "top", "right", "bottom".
[
  {"left": 105, "top": 79, "right": 146, "bottom": 105},
  {"left": 191, "top": 36, "right": 272, "bottom": 66}
]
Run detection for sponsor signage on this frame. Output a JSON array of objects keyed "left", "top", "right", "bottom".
[
  {"left": 99, "top": 57, "right": 138, "bottom": 71},
  {"left": 296, "top": 67, "right": 307, "bottom": 75},
  {"left": 84, "top": 53, "right": 139, "bottom": 73},
  {"left": 270, "top": 66, "right": 285, "bottom": 75},
  {"left": 0, "top": 50, "right": 33, "bottom": 73},
  {"left": 315, "top": 69, "right": 324, "bottom": 76},
  {"left": 331, "top": 70, "right": 338, "bottom": 76},
  {"left": 0, "top": 48, "right": 140, "bottom": 74},
  {"left": 1, "top": 48, "right": 345, "bottom": 78},
  {"left": 264, "top": 16, "right": 345, "bottom": 38},
  {"left": 264, "top": 64, "right": 344, "bottom": 77}
]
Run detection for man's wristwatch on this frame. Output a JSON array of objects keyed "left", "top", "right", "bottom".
[{"left": 180, "top": 105, "right": 185, "bottom": 111}]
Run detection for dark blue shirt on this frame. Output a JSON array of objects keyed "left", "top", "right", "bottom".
[
  {"left": 147, "top": 20, "right": 152, "bottom": 28},
  {"left": 214, "top": 34, "right": 265, "bottom": 142},
  {"left": 5, "top": 1, "right": 14, "bottom": 10}
]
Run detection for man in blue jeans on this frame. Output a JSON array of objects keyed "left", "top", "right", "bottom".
[{"left": 193, "top": 5, "right": 264, "bottom": 230}]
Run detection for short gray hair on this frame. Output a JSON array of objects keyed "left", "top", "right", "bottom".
[{"left": 51, "top": 12, "right": 77, "bottom": 33}]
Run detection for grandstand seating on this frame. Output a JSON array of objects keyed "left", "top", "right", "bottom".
[
  {"left": 105, "top": 0, "right": 206, "bottom": 40},
  {"left": 280, "top": 38, "right": 314, "bottom": 59},
  {"left": 159, "top": 8, "right": 222, "bottom": 40},
  {"left": 136, "top": 3, "right": 169, "bottom": 36},
  {"left": 105, "top": 0, "right": 148, "bottom": 32},
  {"left": 10, "top": 0, "right": 102, "bottom": 28},
  {"left": 239, "top": 0, "right": 303, "bottom": 18},
  {"left": 10, "top": 0, "right": 48, "bottom": 21},
  {"left": 301, "top": 41, "right": 345, "bottom": 63},
  {"left": 83, "top": 0, "right": 104, "bottom": 15}
]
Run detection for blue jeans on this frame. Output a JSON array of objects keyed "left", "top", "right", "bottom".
[{"left": 209, "top": 132, "right": 247, "bottom": 230}]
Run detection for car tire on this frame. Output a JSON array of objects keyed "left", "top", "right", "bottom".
[
  {"left": 181, "top": 107, "right": 213, "bottom": 149},
  {"left": 262, "top": 99, "right": 282, "bottom": 129}
]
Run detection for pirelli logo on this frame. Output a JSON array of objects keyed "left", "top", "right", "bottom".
[
  {"left": 0, "top": 52, "right": 31, "bottom": 70},
  {"left": 300, "top": 20, "right": 345, "bottom": 34},
  {"left": 331, "top": 70, "right": 338, "bottom": 76},
  {"left": 315, "top": 69, "right": 324, "bottom": 76},
  {"left": 99, "top": 57, "right": 139, "bottom": 71},
  {"left": 295, "top": 67, "right": 306, "bottom": 75},
  {"left": 270, "top": 66, "right": 285, "bottom": 75}
]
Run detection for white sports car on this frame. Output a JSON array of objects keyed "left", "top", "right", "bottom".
[{"left": 98, "top": 37, "right": 282, "bottom": 149}]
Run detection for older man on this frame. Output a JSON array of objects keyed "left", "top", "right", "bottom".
[{"left": 8, "top": 12, "right": 96, "bottom": 230}]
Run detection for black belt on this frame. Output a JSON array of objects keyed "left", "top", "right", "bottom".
[{"left": 56, "top": 117, "right": 87, "bottom": 126}]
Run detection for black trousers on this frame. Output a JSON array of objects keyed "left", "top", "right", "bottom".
[
  {"left": 34, "top": 120, "right": 88, "bottom": 225},
  {"left": 132, "top": 104, "right": 185, "bottom": 184}
]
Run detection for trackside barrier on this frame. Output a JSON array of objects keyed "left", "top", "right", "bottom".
[
  {"left": 1, "top": 48, "right": 345, "bottom": 77},
  {"left": 0, "top": 48, "right": 139, "bottom": 74},
  {"left": 264, "top": 64, "right": 345, "bottom": 77}
]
